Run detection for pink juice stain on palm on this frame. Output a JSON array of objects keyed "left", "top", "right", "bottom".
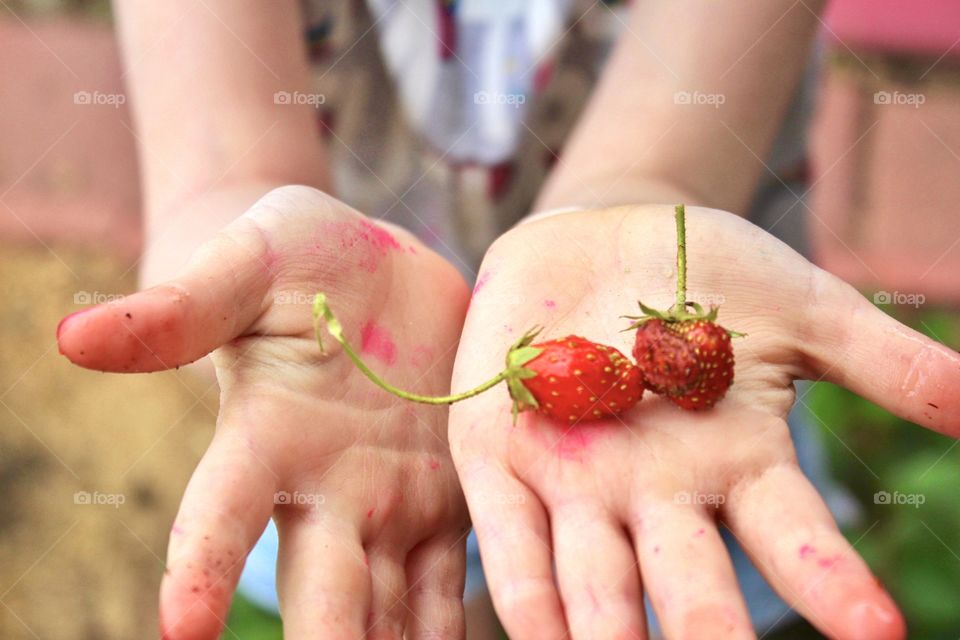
[
  {"left": 361, "top": 321, "right": 397, "bottom": 365},
  {"left": 327, "top": 219, "right": 403, "bottom": 273},
  {"left": 530, "top": 418, "right": 609, "bottom": 460},
  {"left": 409, "top": 344, "right": 434, "bottom": 370}
]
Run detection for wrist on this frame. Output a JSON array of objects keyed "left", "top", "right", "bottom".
[
  {"left": 140, "top": 181, "right": 327, "bottom": 289},
  {"left": 533, "top": 171, "right": 706, "bottom": 214}
]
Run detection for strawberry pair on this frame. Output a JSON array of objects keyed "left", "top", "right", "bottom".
[{"left": 314, "top": 205, "right": 739, "bottom": 424}]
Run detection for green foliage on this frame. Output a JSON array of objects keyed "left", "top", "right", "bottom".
[
  {"left": 226, "top": 594, "right": 283, "bottom": 640},
  {"left": 806, "top": 305, "right": 960, "bottom": 637}
]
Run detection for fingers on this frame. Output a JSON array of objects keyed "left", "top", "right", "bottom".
[
  {"left": 805, "top": 270, "right": 960, "bottom": 436},
  {"left": 631, "top": 502, "right": 753, "bottom": 640},
  {"left": 724, "top": 463, "right": 905, "bottom": 640},
  {"left": 57, "top": 216, "right": 273, "bottom": 372},
  {"left": 275, "top": 513, "right": 371, "bottom": 639},
  {"left": 405, "top": 533, "right": 468, "bottom": 640},
  {"left": 552, "top": 502, "right": 647, "bottom": 640},
  {"left": 159, "top": 432, "right": 276, "bottom": 640},
  {"left": 365, "top": 551, "right": 409, "bottom": 640},
  {"left": 457, "top": 460, "right": 568, "bottom": 640}
]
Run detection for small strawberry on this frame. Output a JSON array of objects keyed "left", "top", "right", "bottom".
[
  {"left": 624, "top": 204, "right": 741, "bottom": 410},
  {"left": 630, "top": 314, "right": 734, "bottom": 409},
  {"left": 312, "top": 295, "right": 642, "bottom": 423},
  {"left": 506, "top": 333, "right": 643, "bottom": 423}
]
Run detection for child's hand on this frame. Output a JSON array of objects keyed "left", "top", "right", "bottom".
[
  {"left": 58, "top": 186, "right": 471, "bottom": 640},
  {"left": 448, "top": 205, "right": 960, "bottom": 640}
]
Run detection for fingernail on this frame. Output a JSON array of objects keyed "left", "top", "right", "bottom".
[
  {"left": 848, "top": 598, "right": 904, "bottom": 640},
  {"left": 56, "top": 307, "right": 93, "bottom": 344}
]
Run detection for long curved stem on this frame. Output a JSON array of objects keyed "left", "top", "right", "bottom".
[{"left": 313, "top": 294, "right": 508, "bottom": 405}]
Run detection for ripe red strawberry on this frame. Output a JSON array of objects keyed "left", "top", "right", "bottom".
[
  {"left": 631, "top": 317, "right": 734, "bottom": 410},
  {"left": 623, "top": 204, "right": 741, "bottom": 411},
  {"left": 508, "top": 335, "right": 643, "bottom": 423},
  {"left": 313, "top": 295, "right": 642, "bottom": 424},
  {"left": 632, "top": 318, "right": 699, "bottom": 394}
]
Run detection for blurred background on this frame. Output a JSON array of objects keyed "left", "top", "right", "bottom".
[{"left": 0, "top": 0, "right": 958, "bottom": 638}]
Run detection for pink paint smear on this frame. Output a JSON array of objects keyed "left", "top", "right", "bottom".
[
  {"left": 472, "top": 271, "right": 491, "bottom": 296},
  {"left": 329, "top": 219, "right": 404, "bottom": 272},
  {"left": 360, "top": 321, "right": 397, "bottom": 365}
]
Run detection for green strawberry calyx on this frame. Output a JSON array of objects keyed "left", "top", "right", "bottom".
[{"left": 621, "top": 204, "right": 744, "bottom": 337}]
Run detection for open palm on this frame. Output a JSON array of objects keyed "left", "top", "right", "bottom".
[
  {"left": 448, "top": 205, "right": 960, "bottom": 640},
  {"left": 58, "top": 186, "right": 471, "bottom": 639}
]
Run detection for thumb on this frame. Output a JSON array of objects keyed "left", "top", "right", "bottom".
[
  {"left": 805, "top": 271, "right": 960, "bottom": 437},
  {"left": 57, "top": 218, "right": 274, "bottom": 372}
]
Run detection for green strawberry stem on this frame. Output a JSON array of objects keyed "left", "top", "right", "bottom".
[
  {"left": 312, "top": 293, "right": 534, "bottom": 406},
  {"left": 673, "top": 203, "right": 687, "bottom": 313}
]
